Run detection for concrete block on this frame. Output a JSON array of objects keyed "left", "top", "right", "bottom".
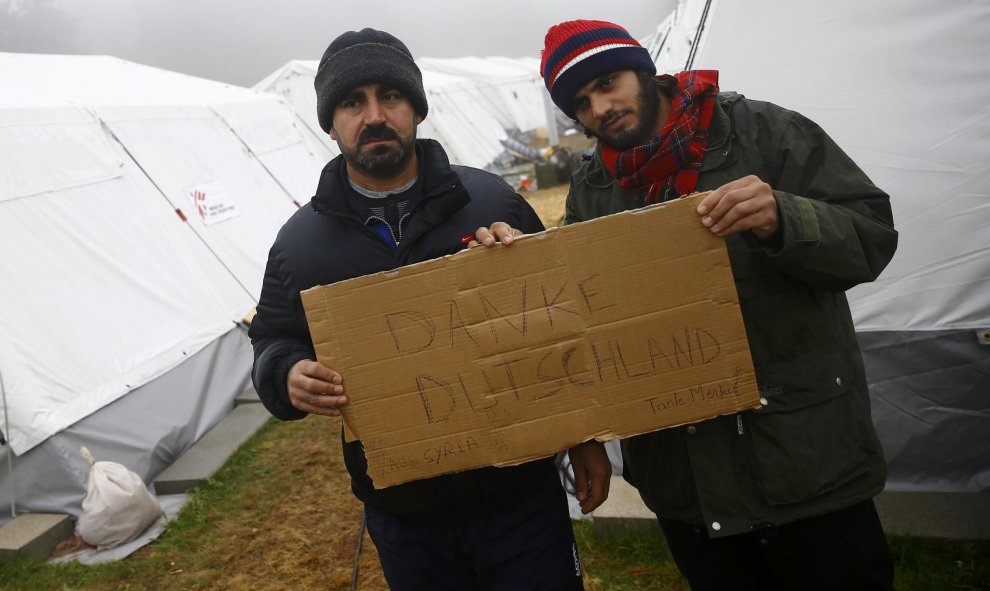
[
  {"left": 234, "top": 386, "right": 261, "bottom": 406},
  {"left": 592, "top": 476, "right": 656, "bottom": 537},
  {"left": 153, "top": 404, "right": 271, "bottom": 495},
  {"left": 0, "top": 513, "right": 73, "bottom": 563},
  {"left": 876, "top": 490, "right": 990, "bottom": 540}
]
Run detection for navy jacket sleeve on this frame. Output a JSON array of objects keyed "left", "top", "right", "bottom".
[{"left": 249, "top": 244, "right": 312, "bottom": 421}]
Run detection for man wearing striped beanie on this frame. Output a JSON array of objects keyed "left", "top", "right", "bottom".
[{"left": 482, "top": 18, "right": 898, "bottom": 591}]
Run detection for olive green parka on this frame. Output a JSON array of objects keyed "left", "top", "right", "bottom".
[{"left": 565, "top": 92, "right": 898, "bottom": 537}]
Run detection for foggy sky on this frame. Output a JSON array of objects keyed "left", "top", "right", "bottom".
[{"left": 1, "top": 0, "right": 678, "bottom": 86}]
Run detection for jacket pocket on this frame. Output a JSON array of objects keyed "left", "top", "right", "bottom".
[{"left": 745, "top": 351, "right": 875, "bottom": 505}]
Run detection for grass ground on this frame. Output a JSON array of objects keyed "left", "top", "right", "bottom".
[
  {"left": 521, "top": 182, "right": 569, "bottom": 228},
  {"left": 2, "top": 413, "right": 988, "bottom": 591}
]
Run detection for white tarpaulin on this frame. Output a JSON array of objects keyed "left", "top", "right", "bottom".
[
  {"left": 417, "top": 56, "right": 548, "bottom": 134},
  {"left": 0, "top": 53, "right": 327, "bottom": 524},
  {"left": 648, "top": 0, "right": 990, "bottom": 332}
]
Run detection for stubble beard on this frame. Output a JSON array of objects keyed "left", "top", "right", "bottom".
[
  {"left": 340, "top": 124, "right": 417, "bottom": 180},
  {"left": 586, "top": 81, "right": 662, "bottom": 152}
]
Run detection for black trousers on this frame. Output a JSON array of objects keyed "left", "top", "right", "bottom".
[
  {"left": 365, "top": 474, "right": 583, "bottom": 591},
  {"left": 659, "top": 499, "right": 895, "bottom": 591}
]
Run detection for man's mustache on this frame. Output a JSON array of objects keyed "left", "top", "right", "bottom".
[
  {"left": 359, "top": 125, "right": 400, "bottom": 144},
  {"left": 600, "top": 110, "right": 624, "bottom": 129}
]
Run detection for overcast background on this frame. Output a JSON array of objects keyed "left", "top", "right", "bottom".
[{"left": 1, "top": 0, "right": 677, "bottom": 87}]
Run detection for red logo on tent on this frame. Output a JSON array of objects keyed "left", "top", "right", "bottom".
[{"left": 192, "top": 190, "right": 207, "bottom": 220}]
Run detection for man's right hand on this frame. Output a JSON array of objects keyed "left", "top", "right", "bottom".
[
  {"left": 287, "top": 359, "right": 347, "bottom": 417},
  {"left": 568, "top": 440, "right": 612, "bottom": 514},
  {"left": 471, "top": 221, "right": 522, "bottom": 247}
]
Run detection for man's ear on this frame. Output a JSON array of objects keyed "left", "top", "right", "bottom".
[
  {"left": 328, "top": 127, "right": 338, "bottom": 141},
  {"left": 414, "top": 114, "right": 423, "bottom": 125}
]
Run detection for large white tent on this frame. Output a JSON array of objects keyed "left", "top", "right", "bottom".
[
  {"left": 0, "top": 53, "right": 326, "bottom": 524},
  {"left": 646, "top": 0, "right": 990, "bottom": 492}
]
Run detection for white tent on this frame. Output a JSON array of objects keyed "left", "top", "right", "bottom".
[
  {"left": 647, "top": 0, "right": 990, "bottom": 492},
  {"left": 255, "top": 57, "right": 551, "bottom": 171},
  {"left": 419, "top": 68, "right": 511, "bottom": 170},
  {"left": 253, "top": 60, "right": 341, "bottom": 162},
  {"left": 416, "top": 56, "right": 548, "bottom": 135},
  {"left": 0, "top": 53, "right": 326, "bottom": 524}
]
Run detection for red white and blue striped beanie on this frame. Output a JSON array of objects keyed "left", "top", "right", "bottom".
[{"left": 540, "top": 20, "right": 656, "bottom": 119}]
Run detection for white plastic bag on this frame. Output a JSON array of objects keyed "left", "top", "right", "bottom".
[{"left": 76, "top": 446, "right": 163, "bottom": 549}]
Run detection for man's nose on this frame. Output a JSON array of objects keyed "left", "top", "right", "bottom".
[
  {"left": 590, "top": 94, "right": 612, "bottom": 120},
  {"left": 364, "top": 97, "right": 387, "bottom": 125}
]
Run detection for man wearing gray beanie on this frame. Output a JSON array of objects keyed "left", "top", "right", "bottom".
[{"left": 249, "top": 28, "right": 599, "bottom": 590}]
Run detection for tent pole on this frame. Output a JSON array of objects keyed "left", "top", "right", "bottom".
[
  {"left": 685, "top": 0, "right": 715, "bottom": 70},
  {"left": 207, "top": 106, "right": 303, "bottom": 208},
  {"left": 97, "top": 119, "right": 257, "bottom": 302},
  {"left": 541, "top": 89, "right": 560, "bottom": 148}
]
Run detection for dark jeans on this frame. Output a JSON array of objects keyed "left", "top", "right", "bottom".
[
  {"left": 659, "top": 499, "right": 895, "bottom": 591},
  {"left": 365, "top": 477, "right": 583, "bottom": 591}
]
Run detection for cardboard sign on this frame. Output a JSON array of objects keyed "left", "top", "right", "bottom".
[{"left": 302, "top": 193, "right": 759, "bottom": 488}]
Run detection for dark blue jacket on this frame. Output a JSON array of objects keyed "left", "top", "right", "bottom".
[{"left": 250, "top": 139, "right": 554, "bottom": 513}]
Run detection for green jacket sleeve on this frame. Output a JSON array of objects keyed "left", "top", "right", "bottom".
[{"left": 761, "top": 107, "right": 898, "bottom": 292}]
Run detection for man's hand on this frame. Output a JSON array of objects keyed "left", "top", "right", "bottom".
[
  {"left": 568, "top": 440, "right": 612, "bottom": 514},
  {"left": 697, "top": 175, "right": 780, "bottom": 240},
  {"left": 287, "top": 359, "right": 347, "bottom": 417},
  {"left": 470, "top": 221, "right": 522, "bottom": 247}
]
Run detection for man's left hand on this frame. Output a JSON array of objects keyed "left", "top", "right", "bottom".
[
  {"left": 470, "top": 222, "right": 521, "bottom": 247},
  {"left": 697, "top": 175, "right": 780, "bottom": 240}
]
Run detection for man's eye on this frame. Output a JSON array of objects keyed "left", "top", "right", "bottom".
[
  {"left": 600, "top": 77, "right": 615, "bottom": 89},
  {"left": 573, "top": 98, "right": 589, "bottom": 112},
  {"left": 383, "top": 91, "right": 402, "bottom": 102}
]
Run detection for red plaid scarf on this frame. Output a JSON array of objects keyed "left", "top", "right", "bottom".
[{"left": 600, "top": 70, "right": 719, "bottom": 204}]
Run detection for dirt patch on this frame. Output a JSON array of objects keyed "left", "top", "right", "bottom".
[
  {"left": 522, "top": 183, "right": 569, "bottom": 228},
  {"left": 47, "top": 416, "right": 383, "bottom": 590},
  {"left": 124, "top": 416, "right": 389, "bottom": 591},
  {"left": 197, "top": 417, "right": 388, "bottom": 591}
]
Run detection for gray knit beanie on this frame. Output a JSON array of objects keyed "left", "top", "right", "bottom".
[{"left": 314, "top": 28, "right": 428, "bottom": 133}]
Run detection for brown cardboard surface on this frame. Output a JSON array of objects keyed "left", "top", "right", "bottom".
[{"left": 302, "top": 193, "right": 759, "bottom": 488}]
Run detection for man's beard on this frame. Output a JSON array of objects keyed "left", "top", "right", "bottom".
[
  {"left": 340, "top": 124, "right": 416, "bottom": 179},
  {"left": 585, "top": 79, "right": 663, "bottom": 151}
]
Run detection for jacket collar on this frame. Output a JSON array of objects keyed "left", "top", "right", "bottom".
[
  {"left": 311, "top": 138, "right": 459, "bottom": 217},
  {"left": 699, "top": 91, "right": 738, "bottom": 172}
]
